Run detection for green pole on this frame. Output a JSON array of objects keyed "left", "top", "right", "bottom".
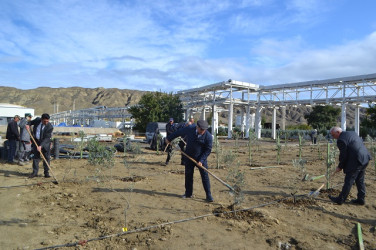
[
  {"left": 326, "top": 142, "right": 330, "bottom": 190},
  {"left": 298, "top": 133, "right": 302, "bottom": 160},
  {"left": 276, "top": 133, "right": 280, "bottom": 164},
  {"left": 215, "top": 134, "right": 220, "bottom": 169},
  {"left": 249, "top": 132, "right": 252, "bottom": 166},
  {"left": 357, "top": 223, "right": 364, "bottom": 250}
]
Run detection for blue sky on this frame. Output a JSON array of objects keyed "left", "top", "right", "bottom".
[{"left": 0, "top": 0, "right": 375, "bottom": 92}]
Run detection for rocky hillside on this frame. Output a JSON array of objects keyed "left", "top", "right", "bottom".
[
  {"left": 0, "top": 87, "right": 147, "bottom": 115},
  {"left": 0, "top": 86, "right": 366, "bottom": 126}
]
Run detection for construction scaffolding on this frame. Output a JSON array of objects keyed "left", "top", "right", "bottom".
[
  {"left": 177, "top": 73, "right": 376, "bottom": 139},
  {"left": 50, "top": 106, "right": 133, "bottom": 129}
]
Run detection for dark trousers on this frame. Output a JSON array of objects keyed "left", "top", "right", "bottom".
[
  {"left": 7, "top": 139, "right": 17, "bottom": 163},
  {"left": 32, "top": 144, "right": 50, "bottom": 176},
  {"left": 339, "top": 167, "right": 366, "bottom": 202},
  {"left": 165, "top": 144, "right": 172, "bottom": 163},
  {"left": 184, "top": 161, "right": 211, "bottom": 198},
  {"left": 18, "top": 141, "right": 31, "bottom": 161},
  {"left": 178, "top": 141, "right": 185, "bottom": 164}
]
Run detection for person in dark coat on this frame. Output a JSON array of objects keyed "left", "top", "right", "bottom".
[
  {"left": 28, "top": 113, "right": 54, "bottom": 178},
  {"left": 166, "top": 120, "right": 214, "bottom": 202},
  {"left": 18, "top": 113, "right": 33, "bottom": 165},
  {"left": 164, "top": 118, "right": 176, "bottom": 165},
  {"left": 6, "top": 115, "right": 21, "bottom": 164},
  {"left": 328, "top": 127, "right": 371, "bottom": 205},
  {"left": 176, "top": 118, "right": 195, "bottom": 165}
]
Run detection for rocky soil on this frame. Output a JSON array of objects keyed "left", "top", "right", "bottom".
[{"left": 0, "top": 138, "right": 375, "bottom": 249}]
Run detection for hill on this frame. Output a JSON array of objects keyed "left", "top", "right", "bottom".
[
  {"left": 0, "top": 86, "right": 147, "bottom": 115},
  {"left": 0, "top": 86, "right": 366, "bottom": 127}
]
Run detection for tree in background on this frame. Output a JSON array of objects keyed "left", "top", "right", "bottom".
[
  {"left": 304, "top": 105, "right": 340, "bottom": 130},
  {"left": 360, "top": 104, "right": 376, "bottom": 137},
  {"left": 128, "top": 92, "right": 184, "bottom": 131}
]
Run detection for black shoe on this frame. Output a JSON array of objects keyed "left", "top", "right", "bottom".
[
  {"left": 182, "top": 194, "right": 192, "bottom": 199},
  {"left": 329, "top": 195, "right": 344, "bottom": 205},
  {"left": 28, "top": 174, "right": 37, "bottom": 178},
  {"left": 44, "top": 174, "right": 51, "bottom": 178},
  {"left": 206, "top": 195, "right": 214, "bottom": 203},
  {"left": 350, "top": 199, "right": 365, "bottom": 205}
]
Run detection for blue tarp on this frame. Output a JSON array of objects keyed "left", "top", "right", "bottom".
[{"left": 57, "top": 122, "right": 67, "bottom": 127}]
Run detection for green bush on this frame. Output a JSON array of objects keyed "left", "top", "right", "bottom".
[
  {"left": 286, "top": 124, "right": 312, "bottom": 130},
  {"left": 217, "top": 127, "right": 227, "bottom": 136},
  {"left": 87, "top": 138, "right": 116, "bottom": 168}
]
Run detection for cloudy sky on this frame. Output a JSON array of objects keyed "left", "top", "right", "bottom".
[{"left": 1, "top": 0, "right": 375, "bottom": 91}]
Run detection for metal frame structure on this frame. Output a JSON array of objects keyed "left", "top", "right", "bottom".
[
  {"left": 178, "top": 73, "right": 376, "bottom": 138},
  {"left": 50, "top": 106, "right": 132, "bottom": 126}
]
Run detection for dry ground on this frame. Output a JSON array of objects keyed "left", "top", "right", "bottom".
[{"left": 0, "top": 138, "right": 375, "bottom": 249}]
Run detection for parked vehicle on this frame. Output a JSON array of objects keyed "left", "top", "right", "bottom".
[{"left": 145, "top": 122, "right": 167, "bottom": 143}]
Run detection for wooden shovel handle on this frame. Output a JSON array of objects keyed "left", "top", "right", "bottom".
[{"left": 26, "top": 127, "right": 59, "bottom": 183}]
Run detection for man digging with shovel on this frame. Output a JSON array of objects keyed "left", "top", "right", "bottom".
[
  {"left": 27, "top": 113, "right": 54, "bottom": 179},
  {"left": 165, "top": 120, "right": 214, "bottom": 202}
]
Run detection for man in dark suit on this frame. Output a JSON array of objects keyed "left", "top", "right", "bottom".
[
  {"left": 6, "top": 115, "right": 21, "bottom": 164},
  {"left": 164, "top": 118, "right": 176, "bottom": 165},
  {"left": 166, "top": 120, "right": 214, "bottom": 202},
  {"left": 329, "top": 127, "right": 371, "bottom": 205},
  {"left": 27, "top": 113, "right": 54, "bottom": 178}
]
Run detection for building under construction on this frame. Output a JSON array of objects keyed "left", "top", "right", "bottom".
[{"left": 50, "top": 73, "right": 376, "bottom": 138}]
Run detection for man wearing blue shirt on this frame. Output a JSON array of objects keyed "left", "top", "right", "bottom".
[{"left": 166, "top": 120, "right": 214, "bottom": 202}]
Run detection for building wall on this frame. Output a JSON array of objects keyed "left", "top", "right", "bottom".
[{"left": 0, "top": 104, "right": 35, "bottom": 125}]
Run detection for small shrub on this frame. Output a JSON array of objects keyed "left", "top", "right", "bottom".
[
  {"left": 87, "top": 138, "right": 116, "bottom": 168},
  {"left": 223, "top": 150, "right": 236, "bottom": 167},
  {"left": 292, "top": 158, "right": 307, "bottom": 179},
  {"left": 227, "top": 161, "right": 245, "bottom": 206}
]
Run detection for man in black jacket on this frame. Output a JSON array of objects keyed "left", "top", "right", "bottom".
[
  {"left": 27, "top": 113, "right": 54, "bottom": 178},
  {"left": 6, "top": 115, "right": 20, "bottom": 164},
  {"left": 329, "top": 127, "right": 371, "bottom": 205},
  {"left": 164, "top": 118, "right": 176, "bottom": 165},
  {"left": 166, "top": 120, "right": 214, "bottom": 202}
]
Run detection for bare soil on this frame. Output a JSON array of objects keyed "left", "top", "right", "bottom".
[{"left": 1, "top": 139, "right": 375, "bottom": 249}]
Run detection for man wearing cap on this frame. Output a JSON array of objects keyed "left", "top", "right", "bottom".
[
  {"left": 6, "top": 115, "right": 21, "bottom": 164},
  {"left": 18, "top": 113, "right": 33, "bottom": 165},
  {"left": 28, "top": 113, "right": 54, "bottom": 178},
  {"left": 165, "top": 118, "right": 176, "bottom": 165},
  {"left": 166, "top": 120, "right": 214, "bottom": 202}
]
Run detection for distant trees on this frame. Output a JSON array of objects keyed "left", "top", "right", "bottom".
[
  {"left": 304, "top": 105, "right": 341, "bottom": 130},
  {"left": 360, "top": 104, "right": 376, "bottom": 137},
  {"left": 128, "top": 92, "right": 184, "bottom": 132}
]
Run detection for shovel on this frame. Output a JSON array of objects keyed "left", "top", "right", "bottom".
[
  {"left": 308, "top": 184, "right": 324, "bottom": 197},
  {"left": 26, "top": 127, "right": 59, "bottom": 184},
  {"left": 167, "top": 142, "right": 239, "bottom": 194}
]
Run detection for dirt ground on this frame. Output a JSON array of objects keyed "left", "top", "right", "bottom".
[{"left": 1, "top": 138, "right": 375, "bottom": 250}]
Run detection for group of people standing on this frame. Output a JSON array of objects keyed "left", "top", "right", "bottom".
[
  {"left": 6, "top": 112, "right": 373, "bottom": 205},
  {"left": 6, "top": 113, "right": 54, "bottom": 178},
  {"left": 163, "top": 118, "right": 372, "bottom": 206}
]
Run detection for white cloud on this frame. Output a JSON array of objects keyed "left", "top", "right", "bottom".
[
  {"left": 245, "top": 31, "right": 376, "bottom": 84},
  {"left": 0, "top": 0, "right": 375, "bottom": 93}
]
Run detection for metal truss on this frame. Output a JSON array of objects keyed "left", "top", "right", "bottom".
[
  {"left": 178, "top": 73, "right": 376, "bottom": 110},
  {"left": 50, "top": 106, "right": 132, "bottom": 126}
]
